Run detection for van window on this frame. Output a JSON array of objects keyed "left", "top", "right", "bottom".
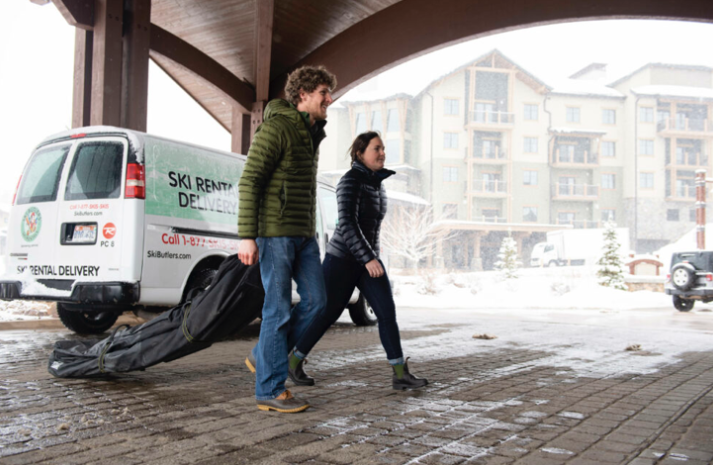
[
  {"left": 65, "top": 142, "right": 124, "bottom": 200},
  {"left": 16, "top": 144, "right": 70, "bottom": 205}
]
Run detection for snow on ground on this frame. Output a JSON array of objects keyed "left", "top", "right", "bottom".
[
  {"left": 392, "top": 264, "right": 672, "bottom": 311},
  {"left": 0, "top": 300, "right": 54, "bottom": 321}
]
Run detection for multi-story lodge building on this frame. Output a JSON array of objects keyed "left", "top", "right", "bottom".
[{"left": 320, "top": 50, "right": 713, "bottom": 270}]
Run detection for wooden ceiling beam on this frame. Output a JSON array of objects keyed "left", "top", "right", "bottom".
[
  {"left": 270, "top": 0, "right": 713, "bottom": 101},
  {"left": 51, "top": 0, "right": 94, "bottom": 30},
  {"left": 150, "top": 24, "right": 256, "bottom": 114}
]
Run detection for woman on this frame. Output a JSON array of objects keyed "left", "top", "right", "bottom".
[{"left": 287, "top": 131, "right": 428, "bottom": 390}]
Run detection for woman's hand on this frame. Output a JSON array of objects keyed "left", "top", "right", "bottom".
[{"left": 365, "top": 259, "right": 384, "bottom": 278}]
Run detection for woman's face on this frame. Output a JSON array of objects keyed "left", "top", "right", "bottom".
[{"left": 360, "top": 137, "right": 386, "bottom": 171}]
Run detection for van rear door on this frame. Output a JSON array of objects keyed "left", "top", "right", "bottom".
[
  {"left": 55, "top": 137, "right": 135, "bottom": 288},
  {"left": 8, "top": 142, "right": 72, "bottom": 290}
]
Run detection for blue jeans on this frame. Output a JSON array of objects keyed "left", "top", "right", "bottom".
[
  {"left": 252, "top": 237, "right": 326, "bottom": 400},
  {"left": 295, "top": 253, "right": 404, "bottom": 364}
]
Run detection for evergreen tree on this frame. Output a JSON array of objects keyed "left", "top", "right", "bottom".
[
  {"left": 495, "top": 231, "right": 521, "bottom": 280},
  {"left": 596, "top": 220, "right": 627, "bottom": 290}
]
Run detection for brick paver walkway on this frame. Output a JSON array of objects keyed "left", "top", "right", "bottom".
[{"left": 1, "top": 309, "right": 712, "bottom": 465}]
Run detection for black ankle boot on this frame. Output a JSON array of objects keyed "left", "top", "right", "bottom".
[
  {"left": 288, "top": 351, "right": 315, "bottom": 386},
  {"left": 392, "top": 359, "right": 428, "bottom": 390}
]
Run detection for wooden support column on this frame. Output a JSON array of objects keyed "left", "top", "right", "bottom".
[
  {"left": 90, "top": 0, "right": 123, "bottom": 126},
  {"left": 231, "top": 106, "right": 251, "bottom": 154},
  {"left": 71, "top": 28, "right": 93, "bottom": 128},
  {"left": 248, "top": 0, "right": 274, "bottom": 138},
  {"left": 121, "top": 0, "right": 151, "bottom": 131}
]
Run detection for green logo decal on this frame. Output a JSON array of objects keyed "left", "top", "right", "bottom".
[{"left": 21, "top": 207, "right": 42, "bottom": 242}]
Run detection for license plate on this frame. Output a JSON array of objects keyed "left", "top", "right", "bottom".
[{"left": 70, "top": 224, "right": 97, "bottom": 243}]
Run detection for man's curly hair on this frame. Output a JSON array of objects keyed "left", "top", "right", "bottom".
[{"left": 284, "top": 66, "right": 337, "bottom": 106}]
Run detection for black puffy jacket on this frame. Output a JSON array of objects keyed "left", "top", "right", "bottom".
[{"left": 326, "top": 161, "right": 395, "bottom": 265}]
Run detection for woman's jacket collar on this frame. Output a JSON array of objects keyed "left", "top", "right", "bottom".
[{"left": 351, "top": 160, "right": 395, "bottom": 183}]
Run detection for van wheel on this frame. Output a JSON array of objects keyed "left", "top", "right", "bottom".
[
  {"left": 673, "top": 296, "right": 695, "bottom": 312},
  {"left": 56, "top": 303, "right": 120, "bottom": 334},
  {"left": 547, "top": 260, "right": 558, "bottom": 268},
  {"left": 347, "top": 295, "right": 378, "bottom": 326},
  {"left": 182, "top": 268, "right": 218, "bottom": 303}
]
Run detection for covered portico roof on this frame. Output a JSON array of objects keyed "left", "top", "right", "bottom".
[{"left": 50, "top": 0, "right": 713, "bottom": 135}]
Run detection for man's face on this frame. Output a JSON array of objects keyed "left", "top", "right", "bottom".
[{"left": 297, "top": 84, "right": 333, "bottom": 122}]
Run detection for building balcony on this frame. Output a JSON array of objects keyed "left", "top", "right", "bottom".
[
  {"left": 665, "top": 184, "right": 697, "bottom": 201},
  {"left": 550, "top": 149, "right": 599, "bottom": 168},
  {"left": 551, "top": 183, "right": 599, "bottom": 201},
  {"left": 557, "top": 219, "right": 600, "bottom": 229},
  {"left": 664, "top": 153, "right": 708, "bottom": 167},
  {"left": 470, "top": 179, "right": 507, "bottom": 197},
  {"left": 470, "top": 147, "right": 508, "bottom": 164},
  {"left": 658, "top": 117, "right": 713, "bottom": 134},
  {"left": 473, "top": 215, "right": 507, "bottom": 223},
  {"left": 468, "top": 111, "right": 515, "bottom": 127}
]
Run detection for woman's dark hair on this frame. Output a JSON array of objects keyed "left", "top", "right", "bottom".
[{"left": 348, "top": 131, "right": 381, "bottom": 163}]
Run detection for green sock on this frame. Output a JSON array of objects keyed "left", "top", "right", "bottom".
[
  {"left": 289, "top": 353, "right": 302, "bottom": 370},
  {"left": 393, "top": 364, "right": 405, "bottom": 379}
]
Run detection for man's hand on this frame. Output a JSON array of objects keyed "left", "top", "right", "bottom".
[
  {"left": 365, "top": 259, "right": 384, "bottom": 278},
  {"left": 238, "top": 239, "right": 259, "bottom": 265}
]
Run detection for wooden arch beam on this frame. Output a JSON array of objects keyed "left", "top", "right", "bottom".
[
  {"left": 150, "top": 24, "right": 256, "bottom": 113},
  {"left": 270, "top": 0, "right": 713, "bottom": 100},
  {"left": 51, "top": 0, "right": 94, "bottom": 30}
]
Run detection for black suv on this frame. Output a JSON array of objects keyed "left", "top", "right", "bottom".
[{"left": 665, "top": 251, "right": 713, "bottom": 311}]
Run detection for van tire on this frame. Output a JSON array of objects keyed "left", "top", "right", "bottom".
[
  {"left": 182, "top": 267, "right": 218, "bottom": 303},
  {"left": 348, "top": 295, "right": 378, "bottom": 326},
  {"left": 56, "top": 303, "right": 120, "bottom": 334}
]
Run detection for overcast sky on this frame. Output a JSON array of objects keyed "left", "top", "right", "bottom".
[{"left": 1, "top": 2, "right": 713, "bottom": 206}]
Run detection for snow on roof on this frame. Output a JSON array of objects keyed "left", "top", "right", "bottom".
[
  {"left": 386, "top": 190, "right": 429, "bottom": 206},
  {"left": 549, "top": 79, "right": 624, "bottom": 99},
  {"left": 631, "top": 85, "right": 713, "bottom": 101},
  {"left": 550, "top": 127, "right": 608, "bottom": 136}
]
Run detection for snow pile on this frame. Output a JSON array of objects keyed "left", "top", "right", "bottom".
[
  {"left": 393, "top": 266, "right": 671, "bottom": 310},
  {"left": 0, "top": 300, "right": 54, "bottom": 321}
]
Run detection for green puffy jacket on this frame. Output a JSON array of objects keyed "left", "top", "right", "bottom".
[{"left": 237, "top": 99, "right": 326, "bottom": 238}]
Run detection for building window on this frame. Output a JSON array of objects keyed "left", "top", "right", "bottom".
[
  {"left": 523, "top": 207, "right": 538, "bottom": 222},
  {"left": 640, "top": 172, "right": 654, "bottom": 189},
  {"left": 558, "top": 212, "right": 575, "bottom": 225},
  {"left": 443, "top": 133, "right": 459, "bottom": 149},
  {"left": 385, "top": 139, "right": 401, "bottom": 164},
  {"left": 444, "top": 99, "right": 459, "bottom": 116},
  {"left": 602, "top": 141, "right": 616, "bottom": 157},
  {"left": 566, "top": 107, "right": 580, "bottom": 123},
  {"left": 601, "top": 209, "right": 616, "bottom": 222},
  {"left": 442, "top": 166, "right": 458, "bottom": 182},
  {"left": 639, "top": 106, "right": 654, "bottom": 123},
  {"left": 371, "top": 111, "right": 382, "bottom": 133},
  {"left": 524, "top": 104, "right": 538, "bottom": 121},
  {"left": 558, "top": 144, "right": 575, "bottom": 163},
  {"left": 442, "top": 203, "right": 458, "bottom": 219},
  {"left": 602, "top": 174, "right": 616, "bottom": 189},
  {"left": 481, "top": 209, "right": 500, "bottom": 222},
  {"left": 524, "top": 137, "right": 538, "bottom": 153},
  {"left": 355, "top": 112, "right": 367, "bottom": 134},
  {"left": 667, "top": 209, "right": 679, "bottom": 221},
  {"left": 602, "top": 109, "right": 616, "bottom": 125},
  {"left": 523, "top": 170, "right": 538, "bottom": 186},
  {"left": 386, "top": 109, "right": 400, "bottom": 132},
  {"left": 690, "top": 208, "right": 697, "bottom": 222},
  {"left": 638, "top": 139, "right": 654, "bottom": 156}
]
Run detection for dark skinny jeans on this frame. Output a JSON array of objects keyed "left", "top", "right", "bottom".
[{"left": 294, "top": 253, "right": 404, "bottom": 364}]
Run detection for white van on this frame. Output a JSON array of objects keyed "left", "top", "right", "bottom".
[{"left": 0, "top": 127, "right": 375, "bottom": 333}]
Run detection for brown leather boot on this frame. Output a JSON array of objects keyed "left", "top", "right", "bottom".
[{"left": 256, "top": 390, "right": 310, "bottom": 413}]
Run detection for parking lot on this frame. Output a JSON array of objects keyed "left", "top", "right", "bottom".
[{"left": 1, "top": 306, "right": 713, "bottom": 465}]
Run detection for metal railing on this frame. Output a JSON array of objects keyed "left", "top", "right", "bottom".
[
  {"left": 471, "top": 179, "right": 507, "bottom": 194},
  {"left": 552, "top": 183, "right": 599, "bottom": 199},
  {"left": 658, "top": 117, "right": 711, "bottom": 133},
  {"left": 472, "top": 146, "right": 507, "bottom": 160},
  {"left": 473, "top": 215, "right": 507, "bottom": 223},
  {"left": 553, "top": 148, "right": 598, "bottom": 165},
  {"left": 470, "top": 111, "right": 515, "bottom": 124}
]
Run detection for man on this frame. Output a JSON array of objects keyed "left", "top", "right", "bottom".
[{"left": 237, "top": 66, "right": 336, "bottom": 413}]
